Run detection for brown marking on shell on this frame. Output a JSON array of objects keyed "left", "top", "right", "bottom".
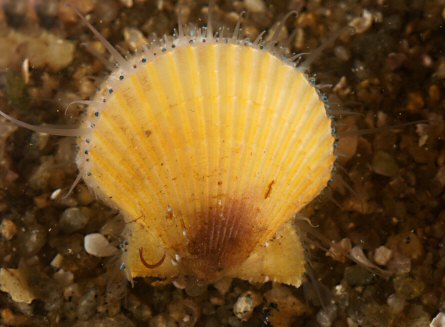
[
  {"left": 264, "top": 180, "right": 275, "bottom": 199},
  {"left": 126, "top": 215, "right": 143, "bottom": 225},
  {"left": 165, "top": 205, "right": 174, "bottom": 220},
  {"left": 183, "top": 193, "right": 269, "bottom": 282},
  {"left": 139, "top": 247, "right": 166, "bottom": 269}
]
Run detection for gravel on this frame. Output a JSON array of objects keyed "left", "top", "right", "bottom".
[{"left": 60, "top": 207, "right": 90, "bottom": 233}]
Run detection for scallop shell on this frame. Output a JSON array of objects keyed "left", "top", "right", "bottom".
[{"left": 77, "top": 41, "right": 335, "bottom": 286}]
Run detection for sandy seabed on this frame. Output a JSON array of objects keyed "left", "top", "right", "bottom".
[{"left": 0, "top": 0, "right": 444, "bottom": 326}]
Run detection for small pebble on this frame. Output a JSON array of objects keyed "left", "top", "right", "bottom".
[
  {"left": 422, "top": 292, "right": 439, "bottom": 308},
  {"left": 387, "top": 293, "right": 406, "bottom": 314},
  {"left": 350, "top": 9, "right": 373, "bottom": 34},
  {"left": 30, "top": 132, "right": 50, "bottom": 152},
  {"left": 77, "top": 288, "right": 98, "bottom": 321},
  {"left": 387, "top": 52, "right": 407, "bottom": 70},
  {"left": 123, "top": 27, "right": 147, "bottom": 52},
  {"left": 125, "top": 294, "right": 152, "bottom": 322},
  {"left": 393, "top": 275, "right": 425, "bottom": 300},
  {"left": 84, "top": 233, "right": 119, "bottom": 257},
  {"left": 168, "top": 298, "right": 200, "bottom": 326},
  {"left": 372, "top": 151, "right": 399, "bottom": 177},
  {"left": 430, "top": 312, "right": 445, "bottom": 327},
  {"left": 15, "top": 301, "right": 33, "bottom": 316},
  {"left": 28, "top": 157, "right": 56, "bottom": 191},
  {"left": 100, "top": 215, "right": 125, "bottom": 238},
  {"left": 50, "top": 188, "right": 62, "bottom": 200},
  {"left": 50, "top": 254, "right": 63, "bottom": 269},
  {"left": 120, "top": 0, "right": 133, "bottom": 8},
  {"left": 333, "top": 76, "right": 352, "bottom": 97},
  {"left": 387, "top": 231, "right": 424, "bottom": 261},
  {"left": 72, "top": 314, "right": 136, "bottom": 327},
  {"left": 316, "top": 304, "right": 338, "bottom": 327},
  {"left": 94, "top": 0, "right": 119, "bottom": 24},
  {"left": 26, "top": 32, "right": 75, "bottom": 71},
  {"left": 210, "top": 296, "right": 224, "bottom": 306},
  {"left": 435, "top": 166, "right": 445, "bottom": 186},
  {"left": 0, "top": 219, "right": 17, "bottom": 240},
  {"left": 106, "top": 279, "right": 127, "bottom": 304},
  {"left": 37, "top": 0, "right": 58, "bottom": 17},
  {"left": 297, "top": 12, "right": 316, "bottom": 28},
  {"left": 435, "top": 58, "right": 445, "bottom": 79},
  {"left": 406, "top": 92, "right": 425, "bottom": 112},
  {"left": 0, "top": 268, "right": 35, "bottom": 304},
  {"left": 184, "top": 279, "right": 207, "bottom": 297},
  {"left": 149, "top": 314, "right": 176, "bottom": 327},
  {"left": 264, "top": 284, "right": 308, "bottom": 326},
  {"left": 387, "top": 252, "right": 411, "bottom": 275},
  {"left": 75, "top": 184, "right": 95, "bottom": 206},
  {"left": 60, "top": 207, "right": 90, "bottom": 233},
  {"left": 213, "top": 277, "right": 232, "bottom": 295},
  {"left": 244, "top": 0, "right": 266, "bottom": 13},
  {"left": 0, "top": 308, "right": 29, "bottom": 326},
  {"left": 428, "top": 85, "right": 441, "bottom": 103},
  {"left": 53, "top": 269, "right": 74, "bottom": 286},
  {"left": 233, "top": 291, "right": 261, "bottom": 321},
  {"left": 34, "top": 194, "right": 49, "bottom": 209},
  {"left": 347, "top": 317, "right": 359, "bottom": 327},
  {"left": 58, "top": 0, "right": 96, "bottom": 23},
  {"left": 344, "top": 265, "right": 375, "bottom": 286},
  {"left": 374, "top": 246, "right": 392, "bottom": 266},
  {"left": 334, "top": 46, "right": 351, "bottom": 61},
  {"left": 19, "top": 224, "right": 47, "bottom": 257},
  {"left": 407, "top": 305, "right": 431, "bottom": 327}
]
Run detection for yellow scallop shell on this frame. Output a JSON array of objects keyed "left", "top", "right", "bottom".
[{"left": 77, "top": 41, "right": 335, "bottom": 286}]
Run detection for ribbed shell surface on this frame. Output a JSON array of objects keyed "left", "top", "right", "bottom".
[{"left": 77, "top": 42, "right": 335, "bottom": 284}]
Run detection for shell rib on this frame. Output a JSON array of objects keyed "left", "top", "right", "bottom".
[{"left": 77, "top": 42, "right": 335, "bottom": 286}]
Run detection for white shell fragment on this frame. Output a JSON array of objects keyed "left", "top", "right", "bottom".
[
  {"left": 50, "top": 254, "right": 64, "bottom": 269},
  {"left": 233, "top": 291, "right": 261, "bottom": 321},
  {"left": 431, "top": 312, "right": 445, "bottom": 327},
  {"left": 374, "top": 245, "right": 392, "bottom": 266},
  {"left": 0, "top": 268, "right": 36, "bottom": 304},
  {"left": 84, "top": 233, "right": 119, "bottom": 257},
  {"left": 0, "top": 30, "right": 75, "bottom": 71}
]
